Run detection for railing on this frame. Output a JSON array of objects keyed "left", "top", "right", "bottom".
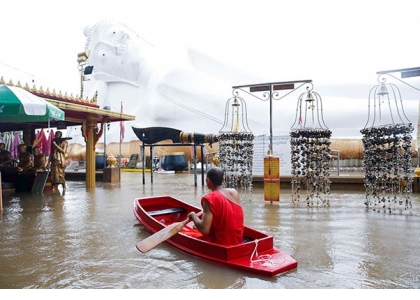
[
  {"left": 206, "top": 150, "right": 341, "bottom": 175},
  {"left": 330, "top": 149, "right": 340, "bottom": 176}
]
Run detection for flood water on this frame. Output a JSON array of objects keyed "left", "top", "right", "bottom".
[{"left": 1, "top": 171, "right": 420, "bottom": 290}]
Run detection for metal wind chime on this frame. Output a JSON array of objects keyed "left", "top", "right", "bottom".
[
  {"left": 290, "top": 85, "right": 332, "bottom": 207},
  {"left": 360, "top": 76, "right": 413, "bottom": 214},
  {"left": 218, "top": 94, "right": 254, "bottom": 196}
]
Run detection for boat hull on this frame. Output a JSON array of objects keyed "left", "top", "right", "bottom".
[{"left": 133, "top": 195, "right": 297, "bottom": 277}]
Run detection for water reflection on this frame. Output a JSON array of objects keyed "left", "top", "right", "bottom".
[{"left": 1, "top": 172, "right": 420, "bottom": 289}]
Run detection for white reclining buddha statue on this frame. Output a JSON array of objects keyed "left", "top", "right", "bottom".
[
  {"left": 77, "top": 20, "right": 272, "bottom": 145},
  {"left": 67, "top": 20, "right": 418, "bottom": 166}
]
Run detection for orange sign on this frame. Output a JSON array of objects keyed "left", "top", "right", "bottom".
[
  {"left": 264, "top": 179, "right": 280, "bottom": 201},
  {"left": 264, "top": 156, "right": 280, "bottom": 179}
]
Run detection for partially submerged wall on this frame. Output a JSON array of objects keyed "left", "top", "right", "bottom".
[{"left": 66, "top": 138, "right": 418, "bottom": 167}]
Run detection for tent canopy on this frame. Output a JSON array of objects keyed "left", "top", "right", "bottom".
[{"left": 0, "top": 85, "right": 65, "bottom": 123}]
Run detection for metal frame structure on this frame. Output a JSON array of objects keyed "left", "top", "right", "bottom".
[
  {"left": 232, "top": 80, "right": 312, "bottom": 154},
  {"left": 377, "top": 66, "right": 420, "bottom": 77},
  {"left": 376, "top": 66, "right": 420, "bottom": 94},
  {"left": 141, "top": 142, "right": 205, "bottom": 186},
  {"left": 376, "top": 66, "right": 420, "bottom": 150}
]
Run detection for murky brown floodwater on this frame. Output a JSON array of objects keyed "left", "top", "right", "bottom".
[{"left": 1, "top": 171, "right": 420, "bottom": 289}]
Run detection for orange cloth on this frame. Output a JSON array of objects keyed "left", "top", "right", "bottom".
[
  {"left": 201, "top": 190, "right": 244, "bottom": 246},
  {"left": 181, "top": 224, "right": 203, "bottom": 238}
]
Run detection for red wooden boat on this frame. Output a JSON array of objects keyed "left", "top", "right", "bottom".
[{"left": 133, "top": 195, "right": 298, "bottom": 277}]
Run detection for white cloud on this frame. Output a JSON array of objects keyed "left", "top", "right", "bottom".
[{"left": 1, "top": 0, "right": 419, "bottom": 93}]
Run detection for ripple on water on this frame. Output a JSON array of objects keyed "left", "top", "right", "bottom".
[{"left": 1, "top": 175, "right": 420, "bottom": 289}]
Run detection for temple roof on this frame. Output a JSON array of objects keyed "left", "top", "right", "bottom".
[{"left": 0, "top": 76, "right": 135, "bottom": 132}]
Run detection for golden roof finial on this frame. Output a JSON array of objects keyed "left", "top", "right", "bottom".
[
  {"left": 39, "top": 86, "right": 45, "bottom": 94},
  {"left": 31, "top": 84, "right": 37, "bottom": 92},
  {"left": 24, "top": 83, "right": 30, "bottom": 90},
  {"left": 16, "top": 81, "right": 22, "bottom": 88},
  {"left": 93, "top": 91, "right": 98, "bottom": 104},
  {"left": 7, "top": 79, "right": 14, "bottom": 86},
  {"left": 52, "top": 89, "right": 57, "bottom": 97},
  {"left": 0, "top": 77, "right": 5, "bottom": 85}
]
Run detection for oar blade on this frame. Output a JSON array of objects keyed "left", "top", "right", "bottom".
[{"left": 136, "top": 219, "right": 189, "bottom": 253}]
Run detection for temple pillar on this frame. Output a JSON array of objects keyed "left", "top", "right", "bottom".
[
  {"left": 86, "top": 116, "right": 97, "bottom": 188},
  {"left": 82, "top": 116, "right": 107, "bottom": 189}
]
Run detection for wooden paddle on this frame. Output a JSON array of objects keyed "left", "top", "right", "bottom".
[{"left": 136, "top": 211, "right": 202, "bottom": 253}]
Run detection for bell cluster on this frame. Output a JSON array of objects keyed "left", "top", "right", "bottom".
[
  {"left": 218, "top": 132, "right": 255, "bottom": 196},
  {"left": 360, "top": 123, "right": 414, "bottom": 214},
  {"left": 290, "top": 128, "right": 332, "bottom": 208}
]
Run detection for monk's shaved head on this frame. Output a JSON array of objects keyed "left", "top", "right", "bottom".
[{"left": 206, "top": 167, "right": 224, "bottom": 186}]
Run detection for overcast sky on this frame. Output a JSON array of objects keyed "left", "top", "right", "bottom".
[{"left": 1, "top": 0, "right": 419, "bottom": 97}]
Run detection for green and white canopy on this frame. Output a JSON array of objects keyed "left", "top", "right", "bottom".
[{"left": 0, "top": 84, "right": 65, "bottom": 123}]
